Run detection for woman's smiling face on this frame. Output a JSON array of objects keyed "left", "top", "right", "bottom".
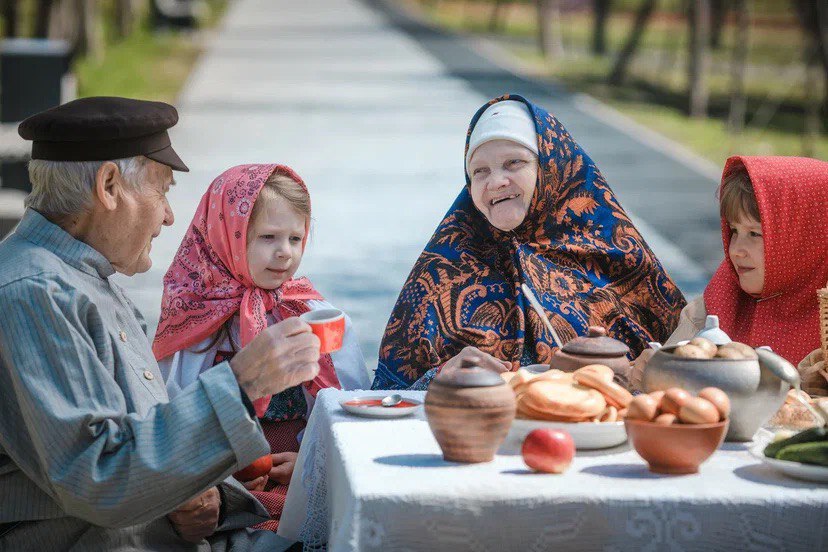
[{"left": 468, "top": 139, "right": 538, "bottom": 231}]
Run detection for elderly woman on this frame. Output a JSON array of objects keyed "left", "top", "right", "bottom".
[{"left": 372, "top": 95, "right": 686, "bottom": 390}]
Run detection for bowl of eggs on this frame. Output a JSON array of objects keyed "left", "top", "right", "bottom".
[
  {"left": 624, "top": 387, "right": 730, "bottom": 474},
  {"left": 642, "top": 338, "right": 792, "bottom": 441}
]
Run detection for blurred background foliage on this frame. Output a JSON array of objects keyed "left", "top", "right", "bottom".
[
  {"left": 1, "top": 0, "right": 228, "bottom": 102},
  {"left": 405, "top": 0, "right": 827, "bottom": 165}
]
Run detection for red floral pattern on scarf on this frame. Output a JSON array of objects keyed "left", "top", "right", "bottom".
[{"left": 152, "top": 164, "right": 340, "bottom": 416}]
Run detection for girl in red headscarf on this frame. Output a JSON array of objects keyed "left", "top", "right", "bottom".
[
  {"left": 153, "top": 164, "right": 370, "bottom": 530},
  {"left": 631, "top": 156, "right": 828, "bottom": 396}
]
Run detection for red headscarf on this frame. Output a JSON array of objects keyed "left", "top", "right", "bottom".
[
  {"left": 704, "top": 156, "right": 828, "bottom": 363},
  {"left": 152, "top": 164, "right": 340, "bottom": 416}
]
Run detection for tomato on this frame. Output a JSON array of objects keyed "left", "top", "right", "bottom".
[{"left": 233, "top": 454, "right": 273, "bottom": 481}]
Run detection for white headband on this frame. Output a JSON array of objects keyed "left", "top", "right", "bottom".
[{"left": 465, "top": 100, "right": 539, "bottom": 171}]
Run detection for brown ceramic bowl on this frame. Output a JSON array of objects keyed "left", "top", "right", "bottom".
[{"left": 624, "top": 418, "right": 729, "bottom": 474}]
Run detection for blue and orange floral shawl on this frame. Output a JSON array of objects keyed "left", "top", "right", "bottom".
[{"left": 373, "top": 95, "right": 685, "bottom": 389}]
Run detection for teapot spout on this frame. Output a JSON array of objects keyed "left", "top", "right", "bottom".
[{"left": 755, "top": 347, "right": 800, "bottom": 387}]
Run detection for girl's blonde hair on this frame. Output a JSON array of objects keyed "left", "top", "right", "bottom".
[
  {"left": 248, "top": 171, "right": 311, "bottom": 238},
  {"left": 719, "top": 166, "right": 760, "bottom": 223}
]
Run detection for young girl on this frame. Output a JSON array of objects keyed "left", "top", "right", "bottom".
[
  {"left": 152, "top": 164, "right": 370, "bottom": 530},
  {"left": 630, "top": 155, "right": 828, "bottom": 392}
]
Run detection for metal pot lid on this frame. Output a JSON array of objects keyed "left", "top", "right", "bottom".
[
  {"left": 560, "top": 326, "right": 630, "bottom": 356},
  {"left": 433, "top": 359, "right": 506, "bottom": 388}
]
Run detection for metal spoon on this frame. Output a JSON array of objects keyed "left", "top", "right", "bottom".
[
  {"left": 520, "top": 283, "right": 564, "bottom": 349},
  {"left": 381, "top": 394, "right": 403, "bottom": 407}
]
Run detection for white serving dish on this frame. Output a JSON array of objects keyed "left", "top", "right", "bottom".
[
  {"left": 339, "top": 396, "right": 422, "bottom": 419},
  {"left": 502, "top": 418, "right": 627, "bottom": 452},
  {"left": 749, "top": 441, "right": 828, "bottom": 483}
]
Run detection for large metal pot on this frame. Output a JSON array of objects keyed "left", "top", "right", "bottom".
[{"left": 642, "top": 346, "right": 797, "bottom": 441}]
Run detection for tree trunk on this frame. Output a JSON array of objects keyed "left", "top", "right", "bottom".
[
  {"left": 2, "top": 0, "right": 18, "bottom": 37},
  {"left": 33, "top": 0, "right": 53, "bottom": 38},
  {"left": 536, "top": 0, "right": 564, "bottom": 59},
  {"left": 803, "top": 54, "right": 822, "bottom": 157},
  {"left": 792, "top": 0, "right": 828, "bottom": 119},
  {"left": 489, "top": 0, "right": 506, "bottom": 33},
  {"left": 688, "top": 0, "right": 711, "bottom": 118},
  {"left": 115, "top": 0, "right": 135, "bottom": 38},
  {"left": 710, "top": 0, "right": 727, "bottom": 49},
  {"left": 727, "top": 0, "right": 749, "bottom": 132},
  {"left": 592, "top": 0, "right": 612, "bottom": 55},
  {"left": 77, "top": 0, "right": 104, "bottom": 61},
  {"left": 608, "top": 0, "right": 657, "bottom": 85}
]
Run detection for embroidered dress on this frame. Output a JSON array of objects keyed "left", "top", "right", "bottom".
[
  {"left": 704, "top": 156, "right": 828, "bottom": 363},
  {"left": 374, "top": 95, "right": 686, "bottom": 390}
]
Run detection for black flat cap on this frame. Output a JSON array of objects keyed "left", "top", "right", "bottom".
[{"left": 18, "top": 96, "right": 189, "bottom": 172}]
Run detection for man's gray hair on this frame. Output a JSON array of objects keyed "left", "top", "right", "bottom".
[{"left": 25, "top": 156, "right": 148, "bottom": 217}]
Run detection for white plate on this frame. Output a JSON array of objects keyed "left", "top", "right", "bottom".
[
  {"left": 503, "top": 418, "right": 627, "bottom": 451},
  {"left": 340, "top": 396, "right": 422, "bottom": 418},
  {"left": 749, "top": 441, "right": 828, "bottom": 483}
]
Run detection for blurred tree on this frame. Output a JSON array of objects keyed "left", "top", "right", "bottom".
[
  {"left": 77, "top": 0, "right": 104, "bottom": 61},
  {"left": 34, "top": 0, "right": 53, "bottom": 38},
  {"left": 804, "top": 53, "right": 822, "bottom": 156},
  {"left": 115, "top": 0, "right": 137, "bottom": 38},
  {"left": 710, "top": 0, "right": 727, "bottom": 49},
  {"left": 2, "top": 0, "right": 18, "bottom": 37},
  {"left": 489, "top": 0, "right": 507, "bottom": 32},
  {"left": 688, "top": 0, "right": 711, "bottom": 117},
  {"left": 536, "top": 0, "right": 564, "bottom": 58},
  {"left": 592, "top": 0, "right": 612, "bottom": 55},
  {"left": 792, "top": 0, "right": 828, "bottom": 115},
  {"left": 727, "top": 0, "right": 749, "bottom": 132},
  {"left": 608, "top": 0, "right": 657, "bottom": 84}
]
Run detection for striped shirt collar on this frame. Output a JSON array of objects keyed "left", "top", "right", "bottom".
[{"left": 17, "top": 209, "right": 116, "bottom": 279}]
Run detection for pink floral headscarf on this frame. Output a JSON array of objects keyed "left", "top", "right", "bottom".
[{"left": 152, "top": 164, "right": 340, "bottom": 416}]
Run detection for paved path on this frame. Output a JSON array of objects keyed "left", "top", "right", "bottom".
[{"left": 116, "top": 0, "right": 723, "bottom": 364}]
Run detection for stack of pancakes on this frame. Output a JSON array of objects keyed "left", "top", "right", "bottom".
[{"left": 502, "top": 365, "right": 633, "bottom": 423}]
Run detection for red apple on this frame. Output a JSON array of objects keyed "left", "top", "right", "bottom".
[
  {"left": 521, "top": 428, "right": 575, "bottom": 474},
  {"left": 233, "top": 454, "right": 273, "bottom": 482}
]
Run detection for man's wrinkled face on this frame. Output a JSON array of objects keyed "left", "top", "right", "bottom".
[
  {"left": 111, "top": 160, "right": 175, "bottom": 276},
  {"left": 468, "top": 140, "right": 538, "bottom": 231}
]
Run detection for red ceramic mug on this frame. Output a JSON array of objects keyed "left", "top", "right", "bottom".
[{"left": 300, "top": 308, "right": 345, "bottom": 354}]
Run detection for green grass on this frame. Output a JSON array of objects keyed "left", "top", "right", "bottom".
[
  {"left": 76, "top": 0, "right": 228, "bottom": 102},
  {"left": 3, "top": 0, "right": 228, "bottom": 103},
  {"left": 74, "top": 25, "right": 202, "bottom": 103},
  {"left": 409, "top": 0, "right": 827, "bottom": 165}
]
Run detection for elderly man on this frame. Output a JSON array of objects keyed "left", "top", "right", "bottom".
[{"left": 0, "top": 97, "right": 320, "bottom": 550}]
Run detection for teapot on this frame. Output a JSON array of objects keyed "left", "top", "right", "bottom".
[
  {"left": 642, "top": 345, "right": 799, "bottom": 441},
  {"left": 693, "top": 315, "right": 732, "bottom": 345},
  {"left": 424, "top": 359, "right": 516, "bottom": 463},
  {"left": 550, "top": 326, "right": 631, "bottom": 387}
]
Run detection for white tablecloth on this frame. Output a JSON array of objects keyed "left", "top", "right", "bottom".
[{"left": 278, "top": 390, "right": 828, "bottom": 551}]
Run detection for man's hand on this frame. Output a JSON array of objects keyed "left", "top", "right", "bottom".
[
  {"left": 168, "top": 487, "right": 221, "bottom": 543},
  {"left": 229, "top": 317, "right": 321, "bottom": 401},
  {"left": 269, "top": 452, "right": 298, "bottom": 485},
  {"left": 440, "top": 346, "right": 511, "bottom": 377}
]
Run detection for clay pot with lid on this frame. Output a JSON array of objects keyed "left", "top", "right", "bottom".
[
  {"left": 424, "top": 360, "right": 516, "bottom": 463},
  {"left": 550, "top": 326, "right": 631, "bottom": 387}
]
